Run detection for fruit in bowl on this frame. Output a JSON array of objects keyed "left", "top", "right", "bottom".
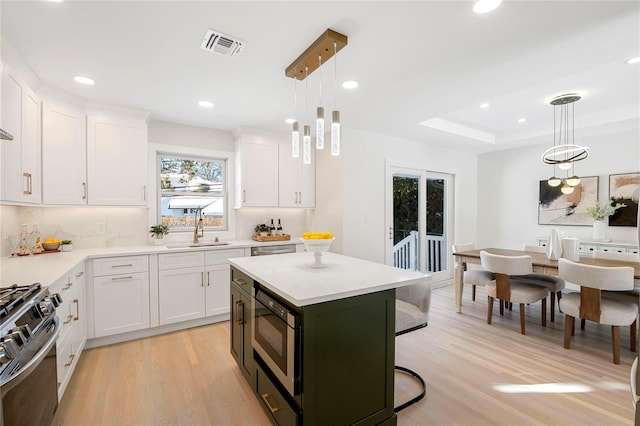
[
  {"left": 42, "top": 238, "right": 60, "bottom": 251},
  {"left": 302, "top": 232, "right": 333, "bottom": 240}
]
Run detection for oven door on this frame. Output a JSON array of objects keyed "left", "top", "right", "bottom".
[
  {"left": 1, "top": 317, "right": 59, "bottom": 426},
  {"left": 252, "top": 293, "right": 300, "bottom": 396}
]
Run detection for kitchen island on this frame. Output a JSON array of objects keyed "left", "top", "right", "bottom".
[{"left": 228, "top": 251, "right": 430, "bottom": 426}]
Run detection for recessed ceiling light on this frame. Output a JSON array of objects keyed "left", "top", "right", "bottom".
[
  {"left": 73, "top": 76, "right": 94, "bottom": 85},
  {"left": 625, "top": 56, "right": 640, "bottom": 65},
  {"left": 342, "top": 80, "right": 359, "bottom": 89},
  {"left": 285, "top": 118, "right": 296, "bottom": 124},
  {"left": 473, "top": 0, "right": 502, "bottom": 14},
  {"left": 479, "top": 103, "right": 490, "bottom": 109},
  {"left": 198, "top": 100, "right": 214, "bottom": 108},
  {"left": 517, "top": 118, "right": 527, "bottom": 123}
]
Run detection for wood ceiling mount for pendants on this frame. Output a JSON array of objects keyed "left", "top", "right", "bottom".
[{"left": 285, "top": 29, "right": 348, "bottom": 80}]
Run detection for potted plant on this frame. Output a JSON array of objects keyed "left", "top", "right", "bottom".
[
  {"left": 254, "top": 224, "right": 270, "bottom": 237},
  {"left": 60, "top": 240, "right": 73, "bottom": 252},
  {"left": 150, "top": 224, "right": 169, "bottom": 245},
  {"left": 586, "top": 201, "right": 626, "bottom": 240}
]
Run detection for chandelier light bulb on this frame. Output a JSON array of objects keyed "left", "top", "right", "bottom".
[
  {"left": 303, "top": 125, "right": 311, "bottom": 165},
  {"left": 560, "top": 184, "right": 574, "bottom": 195},
  {"left": 291, "top": 121, "right": 300, "bottom": 158},
  {"left": 316, "top": 107, "right": 325, "bottom": 149},
  {"left": 565, "top": 176, "right": 581, "bottom": 187},
  {"left": 547, "top": 177, "right": 562, "bottom": 187},
  {"left": 558, "top": 161, "right": 572, "bottom": 171},
  {"left": 331, "top": 110, "right": 341, "bottom": 156}
]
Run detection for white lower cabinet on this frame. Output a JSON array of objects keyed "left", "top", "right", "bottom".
[
  {"left": 158, "top": 248, "right": 243, "bottom": 326},
  {"left": 50, "top": 262, "right": 86, "bottom": 400},
  {"left": 93, "top": 256, "right": 150, "bottom": 338}
]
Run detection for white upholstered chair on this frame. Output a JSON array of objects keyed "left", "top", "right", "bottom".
[
  {"left": 395, "top": 281, "right": 431, "bottom": 412},
  {"left": 517, "top": 244, "right": 566, "bottom": 322},
  {"left": 480, "top": 251, "right": 548, "bottom": 335},
  {"left": 452, "top": 243, "right": 494, "bottom": 302},
  {"left": 558, "top": 258, "right": 637, "bottom": 364}
]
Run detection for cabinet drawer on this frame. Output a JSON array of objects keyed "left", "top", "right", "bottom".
[
  {"left": 256, "top": 362, "right": 299, "bottom": 426},
  {"left": 579, "top": 244, "right": 598, "bottom": 254},
  {"left": 231, "top": 267, "right": 254, "bottom": 296},
  {"left": 598, "top": 245, "right": 629, "bottom": 254},
  {"left": 93, "top": 255, "right": 148, "bottom": 276},
  {"left": 159, "top": 251, "right": 204, "bottom": 270},
  {"left": 205, "top": 248, "right": 245, "bottom": 265}
]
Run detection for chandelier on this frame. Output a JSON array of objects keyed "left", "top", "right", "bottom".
[
  {"left": 286, "top": 29, "right": 347, "bottom": 163},
  {"left": 541, "top": 93, "right": 590, "bottom": 195}
]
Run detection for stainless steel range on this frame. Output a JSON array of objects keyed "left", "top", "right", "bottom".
[{"left": 0, "top": 283, "right": 61, "bottom": 426}]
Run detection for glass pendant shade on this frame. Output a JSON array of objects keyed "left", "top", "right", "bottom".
[
  {"left": 558, "top": 161, "right": 572, "bottom": 171},
  {"left": 565, "top": 176, "right": 580, "bottom": 187},
  {"left": 331, "top": 110, "right": 340, "bottom": 156},
  {"left": 560, "top": 184, "right": 574, "bottom": 195},
  {"left": 291, "top": 121, "right": 300, "bottom": 158},
  {"left": 303, "top": 125, "right": 311, "bottom": 164},
  {"left": 547, "top": 176, "right": 562, "bottom": 187},
  {"left": 316, "top": 107, "right": 325, "bottom": 149}
]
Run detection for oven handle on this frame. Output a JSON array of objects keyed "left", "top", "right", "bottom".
[{"left": 1, "top": 317, "right": 60, "bottom": 395}]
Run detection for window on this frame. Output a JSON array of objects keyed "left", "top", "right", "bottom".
[{"left": 158, "top": 154, "right": 227, "bottom": 231}]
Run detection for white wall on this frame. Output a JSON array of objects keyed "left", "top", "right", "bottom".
[
  {"left": 478, "top": 128, "right": 639, "bottom": 249},
  {"left": 316, "top": 128, "right": 478, "bottom": 265}
]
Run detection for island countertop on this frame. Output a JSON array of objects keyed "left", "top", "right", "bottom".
[{"left": 228, "top": 251, "right": 430, "bottom": 307}]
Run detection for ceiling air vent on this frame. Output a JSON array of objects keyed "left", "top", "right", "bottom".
[{"left": 200, "top": 29, "right": 245, "bottom": 58}]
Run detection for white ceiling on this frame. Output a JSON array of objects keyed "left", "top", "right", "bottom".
[{"left": 1, "top": 1, "right": 638, "bottom": 154}]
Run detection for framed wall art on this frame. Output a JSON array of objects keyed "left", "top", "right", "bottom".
[
  {"left": 608, "top": 172, "right": 640, "bottom": 227},
  {"left": 538, "top": 176, "right": 598, "bottom": 225}
]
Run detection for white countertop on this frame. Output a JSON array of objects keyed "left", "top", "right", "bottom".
[
  {"left": 0, "top": 238, "right": 302, "bottom": 287},
  {"left": 228, "top": 251, "right": 430, "bottom": 307}
]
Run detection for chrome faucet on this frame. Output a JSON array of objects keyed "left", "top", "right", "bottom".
[{"left": 193, "top": 207, "right": 204, "bottom": 244}]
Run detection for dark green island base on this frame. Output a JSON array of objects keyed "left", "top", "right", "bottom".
[{"left": 230, "top": 266, "right": 397, "bottom": 426}]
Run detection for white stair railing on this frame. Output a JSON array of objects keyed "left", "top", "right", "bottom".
[
  {"left": 393, "top": 231, "right": 419, "bottom": 270},
  {"left": 425, "top": 234, "right": 446, "bottom": 273}
]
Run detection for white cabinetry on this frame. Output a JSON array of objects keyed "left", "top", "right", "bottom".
[
  {"left": 87, "top": 112, "right": 148, "bottom": 206},
  {"left": 50, "top": 262, "right": 86, "bottom": 400},
  {"left": 42, "top": 100, "right": 87, "bottom": 205},
  {"left": 158, "top": 248, "right": 243, "bottom": 325},
  {"left": 235, "top": 137, "right": 279, "bottom": 207},
  {"left": 536, "top": 237, "right": 639, "bottom": 256},
  {"left": 278, "top": 143, "right": 315, "bottom": 207},
  {"left": 0, "top": 61, "right": 41, "bottom": 204},
  {"left": 93, "top": 255, "right": 150, "bottom": 337}
]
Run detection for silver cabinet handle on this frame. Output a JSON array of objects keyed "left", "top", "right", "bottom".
[
  {"left": 201, "top": 271, "right": 204, "bottom": 287},
  {"left": 111, "top": 276, "right": 133, "bottom": 281},
  {"left": 73, "top": 299, "right": 79, "bottom": 321},
  {"left": 143, "top": 185, "right": 147, "bottom": 201},
  {"left": 82, "top": 182, "right": 87, "bottom": 200},
  {"left": 243, "top": 189, "right": 246, "bottom": 203},
  {"left": 23, "top": 173, "right": 32, "bottom": 195},
  {"left": 111, "top": 264, "right": 133, "bottom": 268},
  {"left": 207, "top": 271, "right": 210, "bottom": 287},
  {"left": 75, "top": 271, "right": 84, "bottom": 278}
]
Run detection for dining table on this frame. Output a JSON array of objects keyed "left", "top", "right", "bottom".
[{"left": 453, "top": 247, "right": 640, "bottom": 313}]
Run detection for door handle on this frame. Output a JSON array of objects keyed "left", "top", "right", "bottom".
[
  {"left": 235, "top": 300, "right": 244, "bottom": 325},
  {"left": 389, "top": 226, "right": 393, "bottom": 240}
]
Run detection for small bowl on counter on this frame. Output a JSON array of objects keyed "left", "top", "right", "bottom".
[{"left": 42, "top": 242, "right": 60, "bottom": 252}]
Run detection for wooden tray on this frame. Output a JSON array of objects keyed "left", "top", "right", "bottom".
[
  {"left": 17, "top": 249, "right": 60, "bottom": 256},
  {"left": 252, "top": 234, "right": 291, "bottom": 242}
]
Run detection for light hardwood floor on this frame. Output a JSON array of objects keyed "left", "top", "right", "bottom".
[{"left": 53, "top": 285, "right": 636, "bottom": 425}]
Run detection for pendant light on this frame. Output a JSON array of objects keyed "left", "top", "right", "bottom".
[
  {"left": 303, "top": 67, "right": 311, "bottom": 165},
  {"left": 331, "top": 41, "right": 341, "bottom": 156},
  {"left": 542, "top": 93, "right": 590, "bottom": 189},
  {"left": 316, "top": 55, "right": 325, "bottom": 149},
  {"left": 291, "top": 75, "right": 300, "bottom": 158}
]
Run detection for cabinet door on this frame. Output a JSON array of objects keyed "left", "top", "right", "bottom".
[
  {"left": 87, "top": 114, "right": 147, "bottom": 206},
  {"left": 158, "top": 266, "right": 205, "bottom": 325},
  {"left": 297, "top": 154, "right": 315, "bottom": 208},
  {"left": 237, "top": 139, "right": 278, "bottom": 207},
  {"left": 1, "top": 66, "right": 23, "bottom": 202},
  {"left": 21, "top": 88, "right": 41, "bottom": 203},
  {"left": 230, "top": 284, "right": 243, "bottom": 366},
  {"left": 206, "top": 263, "right": 231, "bottom": 317},
  {"left": 93, "top": 272, "right": 150, "bottom": 337},
  {"left": 42, "top": 101, "right": 87, "bottom": 205},
  {"left": 278, "top": 146, "right": 300, "bottom": 207}
]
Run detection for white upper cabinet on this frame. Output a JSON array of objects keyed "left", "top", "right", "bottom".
[
  {"left": 1, "top": 60, "right": 42, "bottom": 204},
  {"left": 234, "top": 135, "right": 279, "bottom": 208},
  {"left": 87, "top": 112, "right": 148, "bottom": 206},
  {"left": 278, "top": 143, "right": 315, "bottom": 208},
  {"left": 42, "top": 100, "right": 87, "bottom": 205}
]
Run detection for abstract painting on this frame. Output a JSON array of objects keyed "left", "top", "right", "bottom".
[
  {"left": 538, "top": 176, "right": 598, "bottom": 225},
  {"left": 609, "top": 172, "right": 640, "bottom": 227}
]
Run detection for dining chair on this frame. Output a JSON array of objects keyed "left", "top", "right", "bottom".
[
  {"left": 480, "top": 251, "right": 548, "bottom": 335},
  {"left": 517, "top": 244, "right": 566, "bottom": 322},
  {"left": 395, "top": 281, "right": 431, "bottom": 412},
  {"left": 558, "top": 258, "right": 637, "bottom": 364},
  {"left": 631, "top": 357, "right": 640, "bottom": 426},
  {"left": 452, "top": 243, "right": 494, "bottom": 302}
]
